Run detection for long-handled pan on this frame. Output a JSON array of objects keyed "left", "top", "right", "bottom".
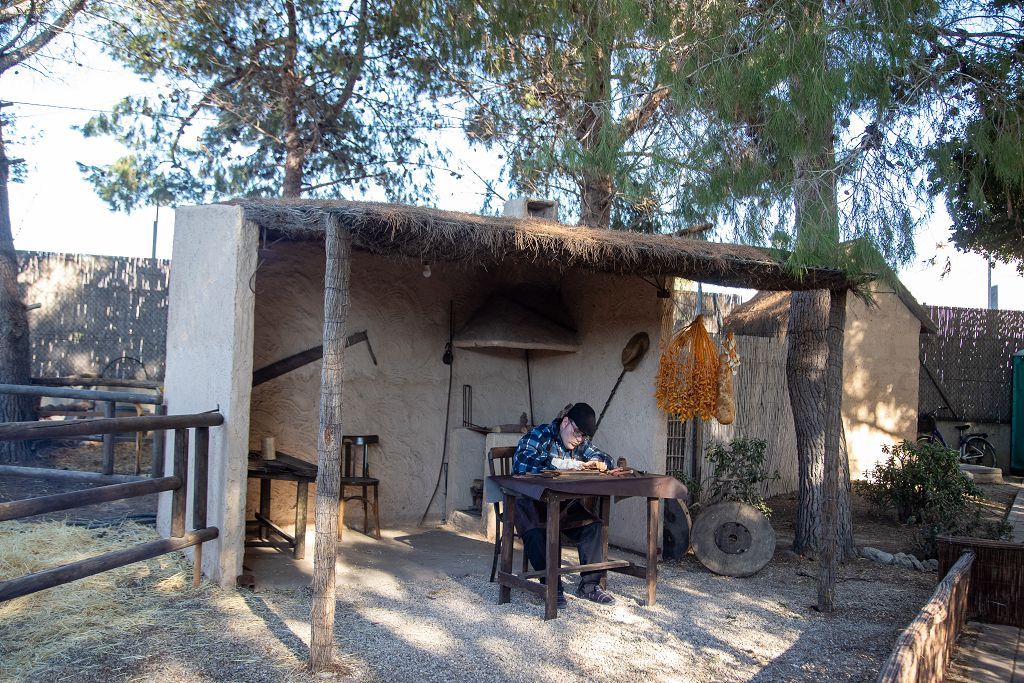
[{"left": 594, "top": 331, "right": 650, "bottom": 434}]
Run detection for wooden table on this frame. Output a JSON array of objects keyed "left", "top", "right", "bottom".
[
  {"left": 489, "top": 472, "right": 689, "bottom": 620},
  {"left": 246, "top": 451, "right": 317, "bottom": 559}
]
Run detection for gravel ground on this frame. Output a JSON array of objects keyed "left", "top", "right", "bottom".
[{"left": 7, "top": 538, "right": 934, "bottom": 683}]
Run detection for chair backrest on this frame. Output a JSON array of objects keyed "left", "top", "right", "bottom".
[{"left": 487, "top": 446, "right": 516, "bottom": 477}]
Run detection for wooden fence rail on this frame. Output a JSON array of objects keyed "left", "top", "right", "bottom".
[
  {"left": 31, "top": 376, "right": 164, "bottom": 390},
  {"left": 876, "top": 551, "right": 975, "bottom": 683},
  {"left": 0, "top": 383, "right": 162, "bottom": 405},
  {"left": 0, "top": 413, "right": 221, "bottom": 599}
]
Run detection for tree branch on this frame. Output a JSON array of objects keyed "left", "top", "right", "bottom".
[{"left": 0, "top": 0, "right": 86, "bottom": 76}]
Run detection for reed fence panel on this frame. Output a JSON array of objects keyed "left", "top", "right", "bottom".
[
  {"left": 919, "top": 306, "right": 1024, "bottom": 423},
  {"left": 938, "top": 536, "right": 1024, "bottom": 627}
]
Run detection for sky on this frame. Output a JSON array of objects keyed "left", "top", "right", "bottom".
[{"left": 5, "top": 29, "right": 1023, "bottom": 311}]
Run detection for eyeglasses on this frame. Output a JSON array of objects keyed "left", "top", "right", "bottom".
[{"left": 567, "top": 420, "right": 587, "bottom": 442}]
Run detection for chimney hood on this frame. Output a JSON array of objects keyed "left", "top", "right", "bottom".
[{"left": 453, "top": 286, "right": 580, "bottom": 352}]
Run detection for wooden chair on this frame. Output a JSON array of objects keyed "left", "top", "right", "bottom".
[
  {"left": 488, "top": 446, "right": 530, "bottom": 582},
  {"left": 338, "top": 435, "right": 381, "bottom": 540}
]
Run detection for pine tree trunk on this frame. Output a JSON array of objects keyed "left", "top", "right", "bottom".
[
  {"left": 0, "top": 116, "right": 33, "bottom": 463},
  {"left": 309, "top": 217, "right": 351, "bottom": 672},
  {"left": 818, "top": 288, "right": 847, "bottom": 611},
  {"left": 576, "top": 4, "right": 612, "bottom": 229},
  {"left": 281, "top": 0, "right": 304, "bottom": 199},
  {"left": 787, "top": 289, "right": 827, "bottom": 555}
]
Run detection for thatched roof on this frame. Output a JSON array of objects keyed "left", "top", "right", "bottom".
[
  {"left": 231, "top": 199, "right": 860, "bottom": 292},
  {"left": 724, "top": 281, "right": 937, "bottom": 338}
]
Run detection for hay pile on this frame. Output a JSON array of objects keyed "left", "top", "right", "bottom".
[{"left": 0, "top": 521, "right": 314, "bottom": 682}]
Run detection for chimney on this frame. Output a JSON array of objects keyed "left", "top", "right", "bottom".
[{"left": 503, "top": 198, "right": 559, "bottom": 221}]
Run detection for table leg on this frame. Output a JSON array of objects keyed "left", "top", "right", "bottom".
[
  {"left": 646, "top": 497, "right": 659, "bottom": 606},
  {"left": 599, "top": 495, "right": 610, "bottom": 589},
  {"left": 294, "top": 480, "right": 308, "bottom": 559},
  {"left": 498, "top": 493, "right": 515, "bottom": 604},
  {"left": 259, "top": 479, "right": 271, "bottom": 540},
  {"left": 362, "top": 484, "right": 370, "bottom": 534},
  {"left": 545, "top": 494, "right": 560, "bottom": 620}
]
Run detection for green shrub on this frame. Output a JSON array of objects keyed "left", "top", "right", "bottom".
[
  {"left": 673, "top": 438, "right": 779, "bottom": 517},
  {"left": 858, "top": 440, "right": 984, "bottom": 558}
]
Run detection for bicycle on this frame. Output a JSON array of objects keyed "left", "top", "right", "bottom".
[{"left": 916, "top": 407, "right": 998, "bottom": 469}]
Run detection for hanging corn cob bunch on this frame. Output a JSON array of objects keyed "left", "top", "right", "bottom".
[{"left": 655, "top": 314, "right": 720, "bottom": 421}]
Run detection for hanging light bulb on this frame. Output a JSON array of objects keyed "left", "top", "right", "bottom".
[{"left": 422, "top": 261, "right": 432, "bottom": 278}]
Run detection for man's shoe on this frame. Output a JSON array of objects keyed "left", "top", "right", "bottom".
[
  {"left": 557, "top": 592, "right": 567, "bottom": 609},
  {"left": 576, "top": 584, "right": 615, "bottom": 604}
]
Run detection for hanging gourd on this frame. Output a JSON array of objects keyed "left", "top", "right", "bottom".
[
  {"left": 655, "top": 314, "right": 720, "bottom": 421},
  {"left": 715, "top": 332, "right": 741, "bottom": 425}
]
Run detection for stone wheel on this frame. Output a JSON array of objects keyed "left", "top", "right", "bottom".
[{"left": 691, "top": 502, "right": 775, "bottom": 577}]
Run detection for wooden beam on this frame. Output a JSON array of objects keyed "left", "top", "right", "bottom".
[
  {"left": 252, "top": 345, "right": 324, "bottom": 387},
  {"left": 31, "top": 377, "right": 163, "bottom": 390},
  {"left": 0, "top": 383, "right": 162, "bottom": 404},
  {"left": 0, "top": 411, "right": 223, "bottom": 441},
  {"left": 0, "top": 465, "right": 144, "bottom": 484},
  {"left": 0, "top": 527, "right": 218, "bottom": 602},
  {"left": 0, "top": 476, "right": 180, "bottom": 522}
]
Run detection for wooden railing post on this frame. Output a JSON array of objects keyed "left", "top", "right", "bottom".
[
  {"left": 171, "top": 428, "right": 188, "bottom": 538},
  {"left": 150, "top": 404, "right": 167, "bottom": 478},
  {"left": 192, "top": 427, "right": 209, "bottom": 586},
  {"left": 102, "top": 401, "right": 116, "bottom": 475}
]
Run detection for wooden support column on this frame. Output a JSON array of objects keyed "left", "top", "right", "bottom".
[
  {"left": 102, "top": 401, "right": 115, "bottom": 475},
  {"left": 151, "top": 404, "right": 167, "bottom": 478},
  {"left": 310, "top": 216, "right": 352, "bottom": 672},
  {"left": 192, "top": 427, "right": 209, "bottom": 587},
  {"left": 170, "top": 428, "right": 188, "bottom": 538},
  {"left": 818, "top": 288, "right": 847, "bottom": 612}
]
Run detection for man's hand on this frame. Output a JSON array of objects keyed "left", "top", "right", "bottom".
[
  {"left": 607, "top": 467, "right": 635, "bottom": 476},
  {"left": 583, "top": 459, "right": 608, "bottom": 472}
]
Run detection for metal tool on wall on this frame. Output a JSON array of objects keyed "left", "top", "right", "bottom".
[{"left": 594, "top": 332, "right": 651, "bottom": 434}]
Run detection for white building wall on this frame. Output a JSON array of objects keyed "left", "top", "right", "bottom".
[
  {"left": 160, "top": 205, "right": 256, "bottom": 588},
  {"left": 248, "top": 241, "right": 672, "bottom": 553}
]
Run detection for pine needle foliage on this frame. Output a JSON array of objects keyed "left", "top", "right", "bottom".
[{"left": 78, "top": 0, "right": 447, "bottom": 208}]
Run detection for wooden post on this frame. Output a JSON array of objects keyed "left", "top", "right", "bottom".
[
  {"left": 545, "top": 493, "right": 560, "bottom": 620},
  {"left": 599, "top": 496, "right": 610, "bottom": 589},
  {"left": 295, "top": 480, "right": 308, "bottom": 559},
  {"left": 192, "top": 427, "right": 209, "bottom": 587},
  {"left": 818, "top": 288, "right": 847, "bottom": 612},
  {"left": 259, "top": 479, "right": 271, "bottom": 541},
  {"left": 171, "top": 428, "right": 188, "bottom": 538},
  {"left": 151, "top": 404, "right": 167, "bottom": 478},
  {"left": 310, "top": 216, "right": 352, "bottom": 673},
  {"left": 498, "top": 492, "right": 514, "bottom": 605},
  {"left": 646, "top": 497, "right": 659, "bottom": 606},
  {"left": 102, "top": 401, "right": 116, "bottom": 475}
]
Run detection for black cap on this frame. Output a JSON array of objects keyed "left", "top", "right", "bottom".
[{"left": 565, "top": 402, "right": 598, "bottom": 437}]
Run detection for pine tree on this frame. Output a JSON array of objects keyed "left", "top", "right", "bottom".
[
  {"left": 0, "top": 0, "right": 87, "bottom": 462},
  {"left": 80, "top": 0, "right": 445, "bottom": 204}
]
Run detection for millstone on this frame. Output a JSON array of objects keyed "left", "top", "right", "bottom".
[
  {"left": 662, "top": 498, "right": 692, "bottom": 560},
  {"left": 691, "top": 502, "right": 775, "bottom": 577}
]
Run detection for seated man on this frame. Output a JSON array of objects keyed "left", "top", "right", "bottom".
[{"left": 512, "top": 402, "right": 617, "bottom": 606}]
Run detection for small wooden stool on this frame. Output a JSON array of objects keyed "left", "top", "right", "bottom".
[{"left": 338, "top": 434, "right": 381, "bottom": 540}]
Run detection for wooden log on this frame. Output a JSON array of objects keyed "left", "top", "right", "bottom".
[
  {"left": 150, "top": 404, "right": 167, "bottom": 478},
  {"left": 31, "top": 376, "right": 164, "bottom": 390},
  {"left": 0, "top": 411, "right": 223, "bottom": 441},
  {"left": 876, "top": 551, "right": 975, "bottom": 683},
  {"left": 0, "top": 465, "right": 144, "bottom": 485},
  {"left": 0, "top": 383, "right": 162, "bottom": 405},
  {"left": 171, "top": 429, "right": 188, "bottom": 537},
  {"left": 102, "top": 401, "right": 115, "bottom": 476},
  {"left": 0, "top": 476, "right": 180, "bottom": 522},
  {"left": 0, "top": 527, "right": 218, "bottom": 603},
  {"left": 545, "top": 494, "right": 560, "bottom": 620},
  {"left": 193, "top": 427, "right": 209, "bottom": 530}
]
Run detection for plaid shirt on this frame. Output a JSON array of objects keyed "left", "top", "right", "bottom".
[{"left": 512, "top": 420, "right": 614, "bottom": 474}]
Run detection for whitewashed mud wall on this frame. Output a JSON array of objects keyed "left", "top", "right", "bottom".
[
  {"left": 247, "top": 241, "right": 672, "bottom": 553},
  {"left": 161, "top": 205, "right": 257, "bottom": 588}
]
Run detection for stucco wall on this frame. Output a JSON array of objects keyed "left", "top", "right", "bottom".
[
  {"left": 160, "top": 205, "right": 256, "bottom": 588},
  {"left": 246, "top": 241, "right": 671, "bottom": 552},
  {"left": 843, "top": 287, "right": 921, "bottom": 479}
]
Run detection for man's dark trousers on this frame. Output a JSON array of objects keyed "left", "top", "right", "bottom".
[{"left": 521, "top": 521, "right": 604, "bottom": 591}]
